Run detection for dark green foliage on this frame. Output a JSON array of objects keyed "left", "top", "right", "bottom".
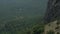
[
  {"left": 47, "top": 30, "right": 55, "bottom": 34},
  {"left": 55, "top": 26, "right": 59, "bottom": 30},
  {"left": 32, "top": 25, "right": 44, "bottom": 34},
  {"left": 57, "top": 32, "right": 60, "bottom": 34},
  {"left": 56, "top": 20, "right": 60, "bottom": 25},
  {"left": 0, "top": 16, "right": 44, "bottom": 34}
]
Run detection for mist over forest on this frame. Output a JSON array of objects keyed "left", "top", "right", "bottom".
[
  {"left": 0, "top": 0, "right": 48, "bottom": 18},
  {"left": 0, "top": 0, "right": 49, "bottom": 34}
]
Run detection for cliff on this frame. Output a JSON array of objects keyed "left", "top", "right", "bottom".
[
  {"left": 44, "top": 0, "right": 60, "bottom": 34},
  {"left": 44, "top": 0, "right": 60, "bottom": 23}
]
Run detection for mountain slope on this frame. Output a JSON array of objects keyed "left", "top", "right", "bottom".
[{"left": 44, "top": 0, "right": 60, "bottom": 23}]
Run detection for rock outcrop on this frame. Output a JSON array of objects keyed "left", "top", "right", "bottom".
[
  {"left": 44, "top": 0, "right": 60, "bottom": 23},
  {"left": 44, "top": 20, "right": 60, "bottom": 34}
]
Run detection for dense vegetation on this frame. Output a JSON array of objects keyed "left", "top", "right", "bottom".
[
  {"left": 0, "top": 16, "right": 45, "bottom": 34},
  {"left": 0, "top": 0, "right": 49, "bottom": 34}
]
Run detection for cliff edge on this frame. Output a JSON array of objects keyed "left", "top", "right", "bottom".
[{"left": 44, "top": 0, "right": 60, "bottom": 23}]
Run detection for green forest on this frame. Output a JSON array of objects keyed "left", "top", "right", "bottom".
[
  {"left": 0, "top": 0, "right": 49, "bottom": 34},
  {"left": 0, "top": 15, "right": 45, "bottom": 34}
]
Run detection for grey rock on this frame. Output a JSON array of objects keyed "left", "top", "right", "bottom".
[{"left": 44, "top": 0, "right": 60, "bottom": 23}]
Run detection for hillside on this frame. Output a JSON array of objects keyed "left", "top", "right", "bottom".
[
  {"left": 0, "top": 0, "right": 48, "bottom": 34},
  {"left": 0, "top": 0, "right": 60, "bottom": 34},
  {"left": 44, "top": 0, "right": 60, "bottom": 23},
  {"left": 0, "top": 15, "right": 44, "bottom": 34},
  {"left": 44, "top": 0, "right": 60, "bottom": 34},
  {"left": 44, "top": 20, "right": 60, "bottom": 34}
]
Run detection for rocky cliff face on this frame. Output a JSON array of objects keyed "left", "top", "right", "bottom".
[{"left": 44, "top": 0, "right": 60, "bottom": 23}]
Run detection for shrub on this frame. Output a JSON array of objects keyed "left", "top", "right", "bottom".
[{"left": 47, "top": 30, "right": 55, "bottom": 34}]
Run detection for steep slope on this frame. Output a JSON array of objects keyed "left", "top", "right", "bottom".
[
  {"left": 44, "top": 0, "right": 60, "bottom": 23},
  {"left": 44, "top": 0, "right": 60, "bottom": 34},
  {"left": 44, "top": 20, "right": 60, "bottom": 34}
]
